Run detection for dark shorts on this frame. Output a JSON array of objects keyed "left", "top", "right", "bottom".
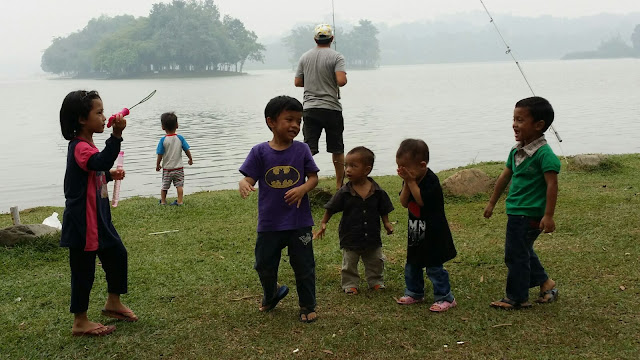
[{"left": 302, "top": 108, "right": 344, "bottom": 155}]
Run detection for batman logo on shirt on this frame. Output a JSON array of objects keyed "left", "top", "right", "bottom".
[{"left": 265, "top": 166, "right": 300, "bottom": 189}]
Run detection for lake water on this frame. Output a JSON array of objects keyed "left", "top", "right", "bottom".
[{"left": 2, "top": 59, "right": 639, "bottom": 212}]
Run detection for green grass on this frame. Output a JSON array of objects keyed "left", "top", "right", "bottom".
[{"left": 1, "top": 154, "right": 639, "bottom": 359}]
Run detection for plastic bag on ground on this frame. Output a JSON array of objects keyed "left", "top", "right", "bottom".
[{"left": 42, "top": 212, "right": 62, "bottom": 230}]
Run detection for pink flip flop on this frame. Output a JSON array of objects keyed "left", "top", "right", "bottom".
[
  {"left": 396, "top": 295, "right": 424, "bottom": 305},
  {"left": 429, "top": 299, "right": 457, "bottom": 312}
]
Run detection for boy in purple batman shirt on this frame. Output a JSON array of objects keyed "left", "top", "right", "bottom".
[{"left": 239, "top": 95, "right": 320, "bottom": 323}]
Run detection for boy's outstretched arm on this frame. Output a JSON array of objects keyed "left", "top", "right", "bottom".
[
  {"left": 313, "top": 210, "right": 333, "bottom": 240},
  {"left": 484, "top": 167, "right": 513, "bottom": 218},
  {"left": 156, "top": 154, "right": 163, "bottom": 171},
  {"left": 185, "top": 149, "right": 193, "bottom": 165},
  {"left": 540, "top": 171, "right": 558, "bottom": 233},
  {"left": 239, "top": 176, "right": 256, "bottom": 198},
  {"left": 382, "top": 214, "right": 393, "bottom": 234},
  {"left": 284, "top": 172, "right": 318, "bottom": 208}
]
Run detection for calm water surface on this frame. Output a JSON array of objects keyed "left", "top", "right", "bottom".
[{"left": 2, "top": 59, "right": 639, "bottom": 212}]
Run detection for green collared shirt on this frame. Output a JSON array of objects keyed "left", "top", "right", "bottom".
[{"left": 506, "top": 136, "right": 561, "bottom": 217}]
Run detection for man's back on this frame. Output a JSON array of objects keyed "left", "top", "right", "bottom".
[{"left": 296, "top": 47, "right": 345, "bottom": 111}]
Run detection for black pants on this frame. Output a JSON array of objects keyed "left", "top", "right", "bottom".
[
  {"left": 504, "top": 215, "right": 548, "bottom": 302},
  {"left": 254, "top": 227, "right": 316, "bottom": 309},
  {"left": 69, "top": 242, "right": 128, "bottom": 313}
]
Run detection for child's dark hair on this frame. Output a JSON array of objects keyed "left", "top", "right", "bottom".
[
  {"left": 515, "top": 96, "right": 554, "bottom": 132},
  {"left": 347, "top": 146, "right": 375, "bottom": 168},
  {"left": 396, "top": 139, "right": 430, "bottom": 164},
  {"left": 264, "top": 95, "right": 303, "bottom": 130},
  {"left": 60, "top": 90, "right": 101, "bottom": 140},
  {"left": 161, "top": 112, "right": 178, "bottom": 131}
]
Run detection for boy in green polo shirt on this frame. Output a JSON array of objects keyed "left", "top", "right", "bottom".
[{"left": 484, "top": 96, "right": 561, "bottom": 310}]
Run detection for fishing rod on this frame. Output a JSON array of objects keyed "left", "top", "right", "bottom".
[
  {"left": 479, "top": 0, "right": 563, "bottom": 144},
  {"left": 332, "top": 0, "right": 337, "bottom": 52},
  {"left": 331, "top": 0, "right": 342, "bottom": 101}
]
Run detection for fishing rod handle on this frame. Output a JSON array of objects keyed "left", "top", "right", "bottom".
[{"left": 107, "top": 108, "right": 130, "bottom": 128}]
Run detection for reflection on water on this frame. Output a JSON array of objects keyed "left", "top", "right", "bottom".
[{"left": 2, "top": 59, "right": 640, "bottom": 211}]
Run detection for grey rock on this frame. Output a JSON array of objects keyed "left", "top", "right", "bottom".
[
  {"left": 573, "top": 154, "right": 607, "bottom": 167},
  {"left": 0, "top": 224, "right": 60, "bottom": 246},
  {"left": 442, "top": 169, "right": 493, "bottom": 196}
]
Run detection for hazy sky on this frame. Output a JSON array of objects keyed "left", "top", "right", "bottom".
[{"left": 2, "top": 0, "right": 640, "bottom": 77}]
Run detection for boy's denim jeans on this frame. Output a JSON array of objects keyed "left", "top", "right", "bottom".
[
  {"left": 404, "top": 263, "right": 454, "bottom": 303},
  {"left": 504, "top": 215, "right": 549, "bottom": 303},
  {"left": 254, "top": 227, "right": 316, "bottom": 310}
]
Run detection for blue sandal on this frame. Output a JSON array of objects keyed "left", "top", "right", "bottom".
[
  {"left": 535, "top": 288, "right": 559, "bottom": 304},
  {"left": 260, "top": 285, "right": 289, "bottom": 312}
]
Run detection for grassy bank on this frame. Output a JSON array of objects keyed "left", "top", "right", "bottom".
[{"left": 1, "top": 154, "right": 639, "bottom": 359}]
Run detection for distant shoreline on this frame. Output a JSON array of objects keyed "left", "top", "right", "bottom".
[{"left": 50, "top": 71, "right": 248, "bottom": 80}]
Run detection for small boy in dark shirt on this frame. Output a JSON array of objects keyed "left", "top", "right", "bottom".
[
  {"left": 395, "top": 139, "right": 458, "bottom": 312},
  {"left": 314, "top": 146, "right": 394, "bottom": 294}
]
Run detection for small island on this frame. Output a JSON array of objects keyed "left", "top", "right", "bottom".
[{"left": 41, "top": 1, "right": 265, "bottom": 79}]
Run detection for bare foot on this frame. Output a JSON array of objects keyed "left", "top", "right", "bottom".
[{"left": 540, "top": 278, "right": 556, "bottom": 293}]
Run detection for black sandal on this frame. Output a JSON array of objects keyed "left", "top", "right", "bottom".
[
  {"left": 490, "top": 298, "right": 532, "bottom": 310},
  {"left": 299, "top": 307, "right": 317, "bottom": 323}
]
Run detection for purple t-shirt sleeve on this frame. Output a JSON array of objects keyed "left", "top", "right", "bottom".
[
  {"left": 239, "top": 145, "right": 261, "bottom": 181},
  {"left": 303, "top": 143, "right": 320, "bottom": 175}
]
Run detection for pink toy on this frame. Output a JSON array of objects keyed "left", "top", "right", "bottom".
[
  {"left": 111, "top": 151, "right": 125, "bottom": 207},
  {"left": 107, "top": 90, "right": 157, "bottom": 127}
]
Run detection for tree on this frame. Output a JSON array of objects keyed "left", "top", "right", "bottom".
[
  {"left": 283, "top": 21, "right": 380, "bottom": 69},
  {"left": 631, "top": 24, "right": 640, "bottom": 52},
  {"left": 283, "top": 25, "right": 315, "bottom": 65},
  {"left": 596, "top": 36, "right": 636, "bottom": 58}
]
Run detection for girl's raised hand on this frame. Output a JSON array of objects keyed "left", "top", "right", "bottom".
[{"left": 111, "top": 114, "right": 127, "bottom": 137}]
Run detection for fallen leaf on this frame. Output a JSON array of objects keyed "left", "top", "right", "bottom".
[
  {"left": 625, "top": 253, "right": 630, "bottom": 256},
  {"left": 619, "top": 285, "right": 626, "bottom": 291},
  {"left": 480, "top": 275, "right": 484, "bottom": 283},
  {"left": 322, "top": 350, "right": 334, "bottom": 355}
]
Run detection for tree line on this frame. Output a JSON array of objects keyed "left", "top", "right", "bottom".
[
  {"left": 283, "top": 20, "right": 381, "bottom": 68},
  {"left": 41, "top": 0, "right": 264, "bottom": 77},
  {"left": 563, "top": 24, "right": 640, "bottom": 60}
]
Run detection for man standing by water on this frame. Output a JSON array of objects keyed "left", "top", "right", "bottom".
[{"left": 295, "top": 24, "right": 348, "bottom": 189}]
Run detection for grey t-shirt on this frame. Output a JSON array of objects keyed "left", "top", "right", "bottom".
[{"left": 296, "top": 47, "right": 346, "bottom": 111}]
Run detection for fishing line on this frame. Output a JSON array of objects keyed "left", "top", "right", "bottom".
[
  {"left": 332, "top": 0, "right": 337, "bottom": 52},
  {"left": 480, "top": 0, "right": 567, "bottom": 160}
]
